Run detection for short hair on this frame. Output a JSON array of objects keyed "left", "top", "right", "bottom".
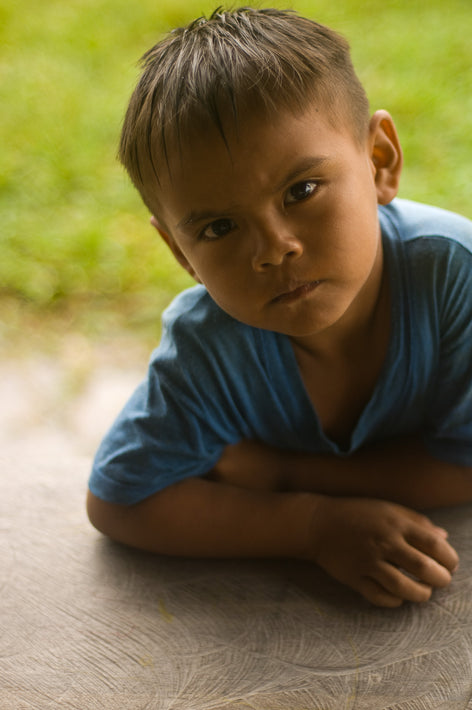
[{"left": 119, "top": 6, "right": 370, "bottom": 213}]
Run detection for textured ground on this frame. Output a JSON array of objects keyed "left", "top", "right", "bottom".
[{"left": 2, "top": 339, "right": 472, "bottom": 709}]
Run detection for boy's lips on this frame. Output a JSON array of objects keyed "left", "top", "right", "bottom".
[{"left": 271, "top": 280, "right": 321, "bottom": 304}]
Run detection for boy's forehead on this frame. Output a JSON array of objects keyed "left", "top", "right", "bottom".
[
  {"left": 154, "top": 104, "right": 305, "bottom": 189},
  {"left": 158, "top": 99, "right": 347, "bottom": 178}
]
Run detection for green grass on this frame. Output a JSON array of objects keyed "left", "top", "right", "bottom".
[{"left": 1, "top": 0, "right": 471, "bottom": 346}]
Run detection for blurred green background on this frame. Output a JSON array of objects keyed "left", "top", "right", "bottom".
[{"left": 1, "top": 0, "right": 471, "bottom": 351}]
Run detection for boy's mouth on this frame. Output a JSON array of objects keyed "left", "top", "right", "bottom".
[{"left": 271, "top": 280, "right": 321, "bottom": 304}]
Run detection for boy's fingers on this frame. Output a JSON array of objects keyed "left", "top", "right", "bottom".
[
  {"left": 389, "top": 543, "right": 454, "bottom": 589},
  {"left": 434, "top": 526, "right": 449, "bottom": 538},
  {"left": 373, "top": 562, "right": 434, "bottom": 603},
  {"left": 357, "top": 577, "right": 404, "bottom": 608},
  {"left": 405, "top": 526, "right": 459, "bottom": 572}
]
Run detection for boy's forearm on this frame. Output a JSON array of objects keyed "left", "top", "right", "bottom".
[
  {"left": 283, "top": 437, "right": 472, "bottom": 509},
  {"left": 214, "top": 437, "right": 472, "bottom": 509},
  {"left": 87, "top": 478, "right": 318, "bottom": 559}
]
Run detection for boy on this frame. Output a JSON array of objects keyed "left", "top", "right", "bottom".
[{"left": 87, "top": 7, "right": 472, "bottom": 607}]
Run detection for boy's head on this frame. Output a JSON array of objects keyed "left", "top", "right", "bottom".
[
  {"left": 119, "top": 6, "right": 371, "bottom": 214},
  {"left": 117, "top": 7, "right": 402, "bottom": 342}
]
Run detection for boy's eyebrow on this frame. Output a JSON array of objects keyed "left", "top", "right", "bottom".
[
  {"left": 177, "top": 156, "right": 331, "bottom": 229},
  {"left": 274, "top": 156, "right": 330, "bottom": 192},
  {"left": 178, "top": 206, "right": 243, "bottom": 230}
]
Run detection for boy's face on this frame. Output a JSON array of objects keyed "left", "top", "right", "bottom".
[{"left": 153, "top": 104, "right": 401, "bottom": 346}]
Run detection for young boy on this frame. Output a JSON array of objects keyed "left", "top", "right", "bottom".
[{"left": 87, "top": 7, "right": 472, "bottom": 608}]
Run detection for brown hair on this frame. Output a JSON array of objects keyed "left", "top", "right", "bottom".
[{"left": 119, "top": 7, "right": 370, "bottom": 212}]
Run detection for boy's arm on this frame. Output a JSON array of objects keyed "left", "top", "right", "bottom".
[
  {"left": 87, "top": 478, "right": 312, "bottom": 559},
  {"left": 87, "top": 474, "right": 458, "bottom": 608},
  {"left": 213, "top": 436, "right": 472, "bottom": 509}
]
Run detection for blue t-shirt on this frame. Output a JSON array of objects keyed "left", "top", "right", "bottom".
[{"left": 89, "top": 199, "right": 472, "bottom": 504}]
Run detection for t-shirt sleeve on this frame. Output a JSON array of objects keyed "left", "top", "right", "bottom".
[
  {"left": 88, "top": 293, "right": 249, "bottom": 504},
  {"left": 423, "top": 238, "right": 472, "bottom": 466}
]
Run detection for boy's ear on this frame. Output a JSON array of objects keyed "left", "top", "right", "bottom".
[
  {"left": 368, "top": 110, "right": 403, "bottom": 205},
  {"left": 150, "top": 216, "right": 202, "bottom": 283}
]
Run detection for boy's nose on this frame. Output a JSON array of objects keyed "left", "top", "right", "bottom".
[{"left": 251, "top": 220, "right": 303, "bottom": 272}]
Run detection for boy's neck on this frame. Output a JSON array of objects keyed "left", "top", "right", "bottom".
[{"left": 290, "top": 256, "right": 391, "bottom": 446}]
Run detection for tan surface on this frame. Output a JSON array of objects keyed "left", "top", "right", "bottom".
[{"left": 2, "top": 352, "right": 472, "bottom": 709}]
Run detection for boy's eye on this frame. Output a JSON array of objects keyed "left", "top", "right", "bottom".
[
  {"left": 285, "top": 180, "right": 318, "bottom": 204},
  {"left": 201, "top": 218, "right": 236, "bottom": 240}
]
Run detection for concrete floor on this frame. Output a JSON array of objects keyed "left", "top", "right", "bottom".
[{"left": 2, "top": 344, "right": 472, "bottom": 709}]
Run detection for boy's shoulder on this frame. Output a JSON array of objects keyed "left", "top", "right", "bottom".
[
  {"left": 159, "top": 284, "right": 265, "bottom": 357},
  {"left": 162, "top": 284, "right": 241, "bottom": 333},
  {"left": 379, "top": 198, "right": 472, "bottom": 249}
]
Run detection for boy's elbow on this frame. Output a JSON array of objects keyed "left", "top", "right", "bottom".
[
  {"left": 86, "top": 489, "right": 127, "bottom": 542},
  {"left": 86, "top": 488, "right": 165, "bottom": 552}
]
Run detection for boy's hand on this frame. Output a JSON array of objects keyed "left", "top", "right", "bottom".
[
  {"left": 307, "top": 497, "right": 459, "bottom": 607},
  {"left": 210, "top": 441, "right": 461, "bottom": 606}
]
